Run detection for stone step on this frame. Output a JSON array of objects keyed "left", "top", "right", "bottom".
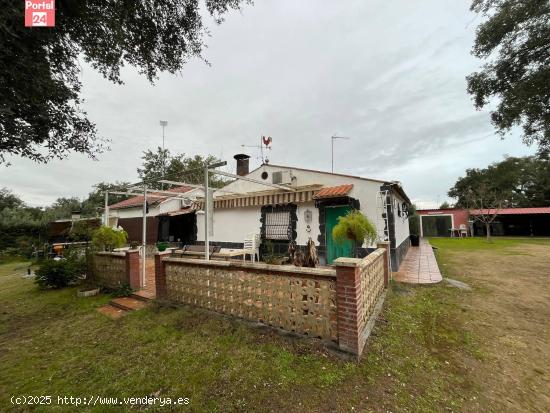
[
  {"left": 97, "top": 304, "right": 128, "bottom": 319},
  {"left": 109, "top": 296, "right": 148, "bottom": 312},
  {"left": 131, "top": 290, "right": 155, "bottom": 302}
]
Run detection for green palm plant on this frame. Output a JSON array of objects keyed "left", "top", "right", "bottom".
[{"left": 332, "top": 210, "right": 377, "bottom": 258}]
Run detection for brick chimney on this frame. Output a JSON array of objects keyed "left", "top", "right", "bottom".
[{"left": 234, "top": 154, "right": 250, "bottom": 176}]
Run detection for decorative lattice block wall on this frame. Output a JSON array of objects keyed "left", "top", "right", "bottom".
[
  {"left": 164, "top": 261, "right": 337, "bottom": 341},
  {"left": 93, "top": 252, "right": 127, "bottom": 289}
]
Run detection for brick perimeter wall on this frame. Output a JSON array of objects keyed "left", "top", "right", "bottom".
[
  {"left": 93, "top": 251, "right": 140, "bottom": 289},
  {"left": 156, "top": 246, "right": 390, "bottom": 358},
  {"left": 334, "top": 244, "right": 389, "bottom": 357},
  {"left": 159, "top": 259, "right": 338, "bottom": 341}
]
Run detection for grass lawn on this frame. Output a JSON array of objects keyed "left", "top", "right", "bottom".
[{"left": 1, "top": 237, "right": 549, "bottom": 412}]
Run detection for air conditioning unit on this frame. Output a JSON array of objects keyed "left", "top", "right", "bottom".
[
  {"left": 181, "top": 198, "right": 192, "bottom": 207},
  {"left": 272, "top": 170, "right": 292, "bottom": 185}
]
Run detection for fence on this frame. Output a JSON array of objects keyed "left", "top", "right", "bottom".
[
  {"left": 93, "top": 250, "right": 140, "bottom": 289},
  {"left": 155, "top": 241, "right": 390, "bottom": 358}
]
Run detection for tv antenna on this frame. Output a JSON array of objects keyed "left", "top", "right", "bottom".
[{"left": 241, "top": 135, "right": 272, "bottom": 164}]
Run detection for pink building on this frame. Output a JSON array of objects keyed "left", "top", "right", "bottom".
[{"left": 416, "top": 208, "right": 470, "bottom": 237}]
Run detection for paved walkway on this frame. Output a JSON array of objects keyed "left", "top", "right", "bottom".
[
  {"left": 141, "top": 258, "right": 156, "bottom": 296},
  {"left": 393, "top": 239, "right": 442, "bottom": 284}
]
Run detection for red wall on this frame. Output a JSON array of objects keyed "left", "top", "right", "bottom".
[{"left": 417, "top": 209, "right": 469, "bottom": 233}]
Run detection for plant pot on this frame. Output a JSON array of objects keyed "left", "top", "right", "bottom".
[
  {"left": 410, "top": 234, "right": 420, "bottom": 247},
  {"left": 77, "top": 287, "right": 100, "bottom": 297}
]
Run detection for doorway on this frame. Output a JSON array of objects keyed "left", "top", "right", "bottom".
[
  {"left": 421, "top": 215, "right": 452, "bottom": 237},
  {"left": 325, "top": 205, "right": 353, "bottom": 263}
]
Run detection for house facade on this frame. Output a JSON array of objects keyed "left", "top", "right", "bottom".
[
  {"left": 196, "top": 159, "right": 412, "bottom": 270},
  {"left": 108, "top": 186, "right": 201, "bottom": 244}
]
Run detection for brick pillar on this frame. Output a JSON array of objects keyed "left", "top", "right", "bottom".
[
  {"left": 377, "top": 241, "right": 391, "bottom": 286},
  {"left": 125, "top": 250, "right": 141, "bottom": 290},
  {"left": 334, "top": 258, "right": 362, "bottom": 357},
  {"left": 154, "top": 252, "right": 171, "bottom": 300}
]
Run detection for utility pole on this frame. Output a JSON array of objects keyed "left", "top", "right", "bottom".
[
  {"left": 160, "top": 120, "right": 168, "bottom": 189},
  {"left": 331, "top": 135, "right": 350, "bottom": 173}
]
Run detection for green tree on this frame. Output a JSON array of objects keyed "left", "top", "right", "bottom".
[
  {"left": 92, "top": 226, "right": 128, "bottom": 251},
  {"left": 449, "top": 155, "right": 550, "bottom": 207},
  {"left": 137, "top": 147, "right": 227, "bottom": 189},
  {"left": 0, "top": 0, "right": 248, "bottom": 164},
  {"left": 0, "top": 188, "right": 24, "bottom": 211},
  {"left": 332, "top": 211, "right": 377, "bottom": 258},
  {"left": 467, "top": 0, "right": 550, "bottom": 151},
  {"left": 82, "top": 181, "right": 132, "bottom": 214},
  {"left": 439, "top": 201, "right": 451, "bottom": 209}
]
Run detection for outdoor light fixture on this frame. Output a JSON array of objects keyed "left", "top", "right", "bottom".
[{"left": 304, "top": 209, "right": 312, "bottom": 223}]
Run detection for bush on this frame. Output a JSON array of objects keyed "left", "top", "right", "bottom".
[
  {"left": 332, "top": 210, "right": 377, "bottom": 257},
  {"left": 35, "top": 259, "right": 80, "bottom": 289},
  {"left": 92, "top": 226, "right": 127, "bottom": 251}
]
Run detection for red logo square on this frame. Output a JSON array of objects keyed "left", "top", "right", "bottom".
[{"left": 25, "top": 0, "right": 55, "bottom": 27}]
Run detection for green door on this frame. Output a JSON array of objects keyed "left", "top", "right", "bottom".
[{"left": 326, "top": 206, "right": 353, "bottom": 264}]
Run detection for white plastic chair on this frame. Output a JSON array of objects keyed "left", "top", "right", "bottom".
[
  {"left": 243, "top": 233, "right": 260, "bottom": 262},
  {"left": 459, "top": 224, "right": 468, "bottom": 237}
]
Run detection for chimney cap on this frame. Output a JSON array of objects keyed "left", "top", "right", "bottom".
[{"left": 233, "top": 153, "right": 250, "bottom": 160}]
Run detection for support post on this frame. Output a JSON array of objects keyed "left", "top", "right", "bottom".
[
  {"left": 142, "top": 185, "right": 147, "bottom": 287},
  {"left": 204, "top": 164, "right": 209, "bottom": 261},
  {"left": 154, "top": 252, "right": 171, "bottom": 300},
  {"left": 377, "top": 241, "right": 391, "bottom": 286},
  {"left": 334, "top": 257, "right": 362, "bottom": 357},
  {"left": 104, "top": 191, "right": 109, "bottom": 226},
  {"left": 126, "top": 250, "right": 141, "bottom": 289}
]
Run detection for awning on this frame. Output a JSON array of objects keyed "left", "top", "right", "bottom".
[
  {"left": 196, "top": 185, "right": 322, "bottom": 209},
  {"left": 158, "top": 208, "right": 196, "bottom": 217}
]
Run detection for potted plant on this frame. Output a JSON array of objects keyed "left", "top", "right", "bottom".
[
  {"left": 332, "top": 210, "right": 377, "bottom": 258},
  {"left": 408, "top": 204, "right": 420, "bottom": 246},
  {"left": 157, "top": 242, "right": 168, "bottom": 252}
]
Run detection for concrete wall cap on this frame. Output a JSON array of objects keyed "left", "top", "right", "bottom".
[{"left": 162, "top": 257, "right": 337, "bottom": 277}]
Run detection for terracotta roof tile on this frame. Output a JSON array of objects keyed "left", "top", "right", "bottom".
[
  {"left": 109, "top": 186, "right": 193, "bottom": 210},
  {"left": 313, "top": 184, "right": 353, "bottom": 200}
]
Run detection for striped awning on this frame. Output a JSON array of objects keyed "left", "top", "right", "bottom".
[{"left": 196, "top": 185, "right": 322, "bottom": 209}]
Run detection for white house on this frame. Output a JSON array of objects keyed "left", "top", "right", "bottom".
[{"left": 196, "top": 155, "right": 412, "bottom": 270}]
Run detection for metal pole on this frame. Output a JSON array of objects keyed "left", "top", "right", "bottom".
[
  {"left": 331, "top": 138, "right": 334, "bottom": 173},
  {"left": 160, "top": 120, "right": 168, "bottom": 190},
  {"left": 104, "top": 191, "right": 109, "bottom": 226},
  {"left": 204, "top": 164, "right": 209, "bottom": 261},
  {"left": 142, "top": 185, "right": 147, "bottom": 287}
]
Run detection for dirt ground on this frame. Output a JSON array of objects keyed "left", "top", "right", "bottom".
[{"left": 434, "top": 242, "right": 550, "bottom": 412}]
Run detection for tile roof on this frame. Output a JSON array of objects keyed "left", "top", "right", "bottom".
[
  {"left": 313, "top": 184, "right": 354, "bottom": 200},
  {"left": 109, "top": 186, "right": 194, "bottom": 210},
  {"left": 470, "top": 207, "right": 550, "bottom": 215}
]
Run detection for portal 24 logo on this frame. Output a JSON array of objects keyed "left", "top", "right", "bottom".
[{"left": 25, "top": 0, "right": 55, "bottom": 27}]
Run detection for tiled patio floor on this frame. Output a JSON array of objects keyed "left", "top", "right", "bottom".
[
  {"left": 140, "top": 258, "right": 156, "bottom": 296},
  {"left": 393, "top": 239, "right": 442, "bottom": 284}
]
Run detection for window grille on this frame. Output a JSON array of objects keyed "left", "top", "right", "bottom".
[{"left": 265, "top": 211, "right": 291, "bottom": 240}]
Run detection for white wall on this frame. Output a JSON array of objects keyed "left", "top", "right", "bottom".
[
  {"left": 113, "top": 205, "right": 160, "bottom": 219},
  {"left": 296, "top": 202, "right": 320, "bottom": 245},
  {"left": 196, "top": 206, "right": 262, "bottom": 243},
  {"left": 392, "top": 192, "right": 410, "bottom": 246}
]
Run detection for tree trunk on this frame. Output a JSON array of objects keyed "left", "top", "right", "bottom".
[{"left": 485, "top": 222, "right": 491, "bottom": 241}]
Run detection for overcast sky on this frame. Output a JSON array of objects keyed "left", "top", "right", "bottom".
[{"left": 1, "top": 0, "right": 536, "bottom": 208}]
